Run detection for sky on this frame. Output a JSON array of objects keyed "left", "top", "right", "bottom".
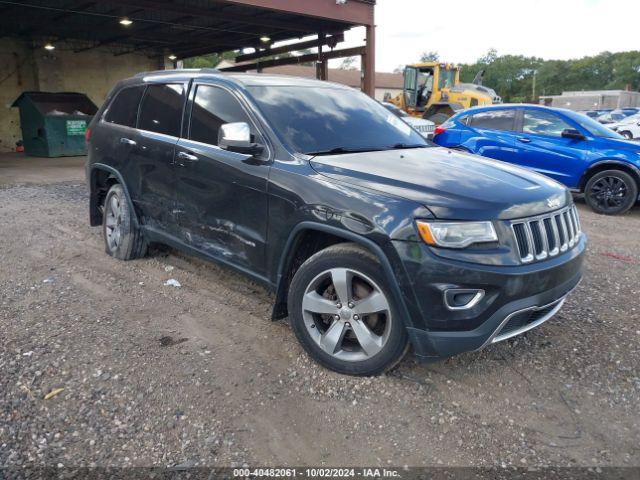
[{"left": 331, "top": 0, "right": 640, "bottom": 72}]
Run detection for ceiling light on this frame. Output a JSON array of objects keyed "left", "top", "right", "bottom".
[
  {"left": 168, "top": 54, "right": 177, "bottom": 61},
  {"left": 260, "top": 36, "right": 271, "bottom": 43},
  {"left": 44, "top": 43, "right": 55, "bottom": 51},
  {"left": 119, "top": 17, "right": 133, "bottom": 26}
]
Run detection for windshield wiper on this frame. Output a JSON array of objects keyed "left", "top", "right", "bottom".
[
  {"left": 389, "top": 143, "right": 429, "bottom": 150},
  {"left": 304, "top": 147, "right": 386, "bottom": 156}
]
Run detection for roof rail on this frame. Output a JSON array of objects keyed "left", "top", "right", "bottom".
[{"left": 133, "top": 68, "right": 220, "bottom": 78}]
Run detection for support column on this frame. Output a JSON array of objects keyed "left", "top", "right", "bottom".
[
  {"left": 316, "top": 33, "right": 328, "bottom": 81},
  {"left": 362, "top": 23, "right": 376, "bottom": 98}
]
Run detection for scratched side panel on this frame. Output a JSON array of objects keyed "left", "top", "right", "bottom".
[{"left": 264, "top": 156, "right": 430, "bottom": 283}]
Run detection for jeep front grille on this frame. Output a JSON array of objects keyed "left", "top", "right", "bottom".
[
  {"left": 416, "top": 124, "right": 435, "bottom": 134},
  {"left": 511, "top": 205, "right": 581, "bottom": 263}
]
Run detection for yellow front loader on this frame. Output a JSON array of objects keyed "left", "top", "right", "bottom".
[{"left": 389, "top": 62, "right": 501, "bottom": 124}]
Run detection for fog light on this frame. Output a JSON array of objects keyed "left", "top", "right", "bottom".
[{"left": 444, "top": 289, "right": 484, "bottom": 311}]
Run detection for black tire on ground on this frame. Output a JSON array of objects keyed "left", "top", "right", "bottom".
[
  {"left": 424, "top": 112, "right": 451, "bottom": 125},
  {"left": 288, "top": 243, "right": 409, "bottom": 376},
  {"left": 620, "top": 131, "right": 633, "bottom": 140},
  {"left": 584, "top": 169, "right": 638, "bottom": 215},
  {"left": 102, "top": 184, "right": 147, "bottom": 260}
]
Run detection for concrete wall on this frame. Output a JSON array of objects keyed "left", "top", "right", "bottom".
[
  {"left": 0, "top": 39, "right": 39, "bottom": 153},
  {"left": 0, "top": 39, "right": 166, "bottom": 152}
]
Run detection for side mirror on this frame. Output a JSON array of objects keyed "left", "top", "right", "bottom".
[
  {"left": 218, "top": 122, "right": 263, "bottom": 155},
  {"left": 561, "top": 128, "right": 585, "bottom": 140}
]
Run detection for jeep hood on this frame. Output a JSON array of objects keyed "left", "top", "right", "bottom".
[{"left": 310, "top": 147, "right": 570, "bottom": 220}]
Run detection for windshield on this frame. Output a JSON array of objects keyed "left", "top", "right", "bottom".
[
  {"left": 383, "top": 103, "right": 409, "bottom": 118},
  {"left": 247, "top": 86, "right": 428, "bottom": 155},
  {"left": 438, "top": 69, "right": 456, "bottom": 89},
  {"left": 565, "top": 111, "right": 624, "bottom": 139}
]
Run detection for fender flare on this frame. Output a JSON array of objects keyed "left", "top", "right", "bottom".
[
  {"left": 272, "top": 221, "right": 416, "bottom": 332},
  {"left": 89, "top": 163, "right": 140, "bottom": 228},
  {"left": 579, "top": 159, "right": 640, "bottom": 191}
]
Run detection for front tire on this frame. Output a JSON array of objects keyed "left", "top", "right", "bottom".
[
  {"left": 102, "top": 184, "right": 147, "bottom": 260},
  {"left": 584, "top": 170, "right": 638, "bottom": 215},
  {"left": 288, "top": 243, "right": 408, "bottom": 376},
  {"left": 620, "top": 130, "right": 633, "bottom": 140}
]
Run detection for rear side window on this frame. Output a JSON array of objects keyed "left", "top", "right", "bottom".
[
  {"left": 104, "top": 86, "right": 144, "bottom": 128},
  {"left": 138, "top": 84, "right": 185, "bottom": 137},
  {"left": 469, "top": 109, "right": 516, "bottom": 131},
  {"left": 189, "top": 85, "right": 253, "bottom": 146},
  {"left": 523, "top": 110, "right": 571, "bottom": 137}
]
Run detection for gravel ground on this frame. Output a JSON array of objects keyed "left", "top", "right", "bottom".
[{"left": 0, "top": 179, "right": 639, "bottom": 469}]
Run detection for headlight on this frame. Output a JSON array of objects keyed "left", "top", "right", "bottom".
[{"left": 416, "top": 221, "right": 498, "bottom": 248}]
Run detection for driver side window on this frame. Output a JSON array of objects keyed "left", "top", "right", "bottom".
[
  {"left": 189, "top": 85, "right": 257, "bottom": 146},
  {"left": 523, "top": 111, "right": 572, "bottom": 137}
]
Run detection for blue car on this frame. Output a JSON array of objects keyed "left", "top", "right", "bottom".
[{"left": 434, "top": 104, "right": 640, "bottom": 215}]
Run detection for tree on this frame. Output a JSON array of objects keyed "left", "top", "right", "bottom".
[
  {"left": 420, "top": 51, "right": 439, "bottom": 62},
  {"left": 338, "top": 56, "right": 358, "bottom": 70},
  {"left": 478, "top": 48, "right": 498, "bottom": 65},
  {"left": 183, "top": 51, "right": 237, "bottom": 69},
  {"left": 457, "top": 50, "right": 640, "bottom": 103}
]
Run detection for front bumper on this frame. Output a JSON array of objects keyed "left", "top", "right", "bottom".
[{"left": 393, "top": 234, "right": 585, "bottom": 361}]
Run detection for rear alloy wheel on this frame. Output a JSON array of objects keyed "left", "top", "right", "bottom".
[
  {"left": 288, "top": 244, "right": 408, "bottom": 376},
  {"left": 585, "top": 170, "right": 638, "bottom": 215},
  {"left": 102, "top": 184, "right": 147, "bottom": 260}
]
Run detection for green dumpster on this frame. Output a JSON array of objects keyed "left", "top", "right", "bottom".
[{"left": 11, "top": 92, "right": 98, "bottom": 157}]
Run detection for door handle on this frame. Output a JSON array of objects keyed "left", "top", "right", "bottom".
[
  {"left": 517, "top": 137, "right": 531, "bottom": 143},
  {"left": 120, "top": 137, "right": 137, "bottom": 146},
  {"left": 176, "top": 151, "right": 199, "bottom": 163}
]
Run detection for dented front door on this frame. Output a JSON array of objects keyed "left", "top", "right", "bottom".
[{"left": 173, "top": 83, "right": 270, "bottom": 275}]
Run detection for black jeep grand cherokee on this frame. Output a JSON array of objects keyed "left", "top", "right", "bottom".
[{"left": 86, "top": 70, "right": 585, "bottom": 376}]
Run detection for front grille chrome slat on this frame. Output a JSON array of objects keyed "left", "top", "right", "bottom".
[
  {"left": 536, "top": 219, "right": 549, "bottom": 260},
  {"left": 558, "top": 213, "right": 569, "bottom": 252},
  {"left": 569, "top": 207, "right": 580, "bottom": 235},
  {"left": 510, "top": 205, "right": 581, "bottom": 264},
  {"left": 545, "top": 217, "right": 560, "bottom": 256},
  {"left": 564, "top": 211, "right": 575, "bottom": 247}
]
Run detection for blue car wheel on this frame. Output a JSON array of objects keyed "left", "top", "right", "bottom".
[{"left": 584, "top": 170, "right": 638, "bottom": 215}]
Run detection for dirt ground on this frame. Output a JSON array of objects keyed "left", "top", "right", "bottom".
[{"left": 1, "top": 154, "right": 639, "bottom": 469}]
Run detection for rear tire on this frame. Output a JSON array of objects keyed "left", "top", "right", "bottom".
[
  {"left": 620, "top": 130, "right": 633, "bottom": 140},
  {"left": 102, "top": 184, "right": 147, "bottom": 260},
  {"left": 584, "top": 170, "right": 638, "bottom": 215},
  {"left": 288, "top": 243, "right": 408, "bottom": 376}
]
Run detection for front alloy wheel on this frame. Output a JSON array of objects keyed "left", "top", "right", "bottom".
[
  {"left": 302, "top": 268, "right": 391, "bottom": 362},
  {"left": 288, "top": 243, "right": 408, "bottom": 376},
  {"left": 585, "top": 170, "right": 638, "bottom": 215}
]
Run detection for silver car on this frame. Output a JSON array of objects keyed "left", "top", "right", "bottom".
[{"left": 382, "top": 102, "right": 435, "bottom": 140}]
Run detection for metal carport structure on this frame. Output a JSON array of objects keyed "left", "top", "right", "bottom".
[{"left": 0, "top": 0, "right": 377, "bottom": 95}]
